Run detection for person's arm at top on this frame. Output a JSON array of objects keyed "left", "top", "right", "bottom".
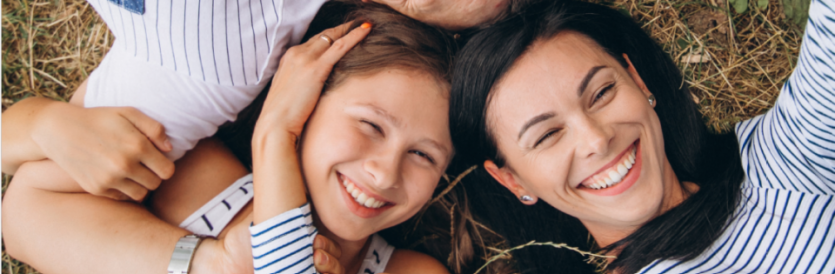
[{"left": 736, "top": 0, "right": 835, "bottom": 193}]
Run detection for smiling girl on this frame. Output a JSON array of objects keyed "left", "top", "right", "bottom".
[
  {"left": 450, "top": 0, "right": 834, "bottom": 273},
  {"left": 246, "top": 4, "right": 456, "bottom": 273}
]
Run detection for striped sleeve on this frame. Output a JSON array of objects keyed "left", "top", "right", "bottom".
[
  {"left": 250, "top": 203, "right": 319, "bottom": 274},
  {"left": 736, "top": 0, "right": 835, "bottom": 195}
]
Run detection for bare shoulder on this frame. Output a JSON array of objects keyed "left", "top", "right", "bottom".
[{"left": 385, "top": 249, "right": 450, "bottom": 274}]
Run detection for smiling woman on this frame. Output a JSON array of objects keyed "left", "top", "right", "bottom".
[{"left": 450, "top": 0, "right": 834, "bottom": 273}]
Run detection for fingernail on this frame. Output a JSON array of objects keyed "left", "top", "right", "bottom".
[
  {"left": 314, "top": 250, "right": 328, "bottom": 264},
  {"left": 361, "top": 22, "right": 371, "bottom": 29},
  {"left": 313, "top": 237, "right": 323, "bottom": 249},
  {"left": 164, "top": 140, "right": 173, "bottom": 150}
]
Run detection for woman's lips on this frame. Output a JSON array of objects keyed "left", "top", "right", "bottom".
[
  {"left": 578, "top": 141, "right": 643, "bottom": 196},
  {"left": 337, "top": 173, "right": 394, "bottom": 218}
]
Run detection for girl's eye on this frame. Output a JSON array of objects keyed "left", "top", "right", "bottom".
[
  {"left": 362, "top": 120, "right": 383, "bottom": 135},
  {"left": 593, "top": 83, "right": 616, "bottom": 104},
  {"left": 534, "top": 129, "right": 560, "bottom": 148},
  {"left": 410, "top": 150, "right": 436, "bottom": 165}
]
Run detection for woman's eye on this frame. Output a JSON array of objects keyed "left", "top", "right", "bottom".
[
  {"left": 361, "top": 120, "right": 383, "bottom": 135},
  {"left": 593, "top": 83, "right": 616, "bottom": 104},
  {"left": 534, "top": 129, "right": 560, "bottom": 148},
  {"left": 410, "top": 150, "right": 436, "bottom": 165}
]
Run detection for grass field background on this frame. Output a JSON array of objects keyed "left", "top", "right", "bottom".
[{"left": 1, "top": 0, "right": 807, "bottom": 273}]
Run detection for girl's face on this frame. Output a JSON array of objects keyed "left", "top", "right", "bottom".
[
  {"left": 300, "top": 68, "right": 453, "bottom": 241},
  {"left": 484, "top": 32, "right": 685, "bottom": 238}
]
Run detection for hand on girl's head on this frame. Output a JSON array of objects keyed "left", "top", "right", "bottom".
[{"left": 255, "top": 21, "right": 372, "bottom": 139}]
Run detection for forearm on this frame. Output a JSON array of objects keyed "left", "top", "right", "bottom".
[
  {"left": 12, "top": 160, "right": 85, "bottom": 193},
  {"left": 1, "top": 97, "right": 57, "bottom": 174},
  {"left": 251, "top": 129, "right": 308, "bottom": 224},
  {"left": 2, "top": 164, "right": 189, "bottom": 274}
]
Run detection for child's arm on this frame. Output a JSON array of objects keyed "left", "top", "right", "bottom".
[
  {"left": 1, "top": 82, "right": 174, "bottom": 201},
  {"left": 248, "top": 22, "right": 371, "bottom": 273}
]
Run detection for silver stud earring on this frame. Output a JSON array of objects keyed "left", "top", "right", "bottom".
[
  {"left": 648, "top": 94, "right": 656, "bottom": 106},
  {"left": 520, "top": 195, "right": 533, "bottom": 202}
]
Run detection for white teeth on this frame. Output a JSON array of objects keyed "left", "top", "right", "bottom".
[
  {"left": 608, "top": 170, "right": 622, "bottom": 183},
  {"left": 603, "top": 175, "right": 614, "bottom": 186},
  {"left": 617, "top": 164, "right": 628, "bottom": 177},
  {"left": 341, "top": 177, "right": 386, "bottom": 209},
  {"left": 364, "top": 197, "right": 377, "bottom": 208},
  {"left": 584, "top": 146, "right": 637, "bottom": 190}
]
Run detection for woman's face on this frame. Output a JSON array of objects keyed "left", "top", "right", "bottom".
[
  {"left": 300, "top": 68, "right": 453, "bottom": 241},
  {"left": 485, "top": 32, "right": 683, "bottom": 235}
]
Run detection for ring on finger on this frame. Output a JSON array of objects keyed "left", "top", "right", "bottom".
[{"left": 320, "top": 34, "right": 334, "bottom": 46}]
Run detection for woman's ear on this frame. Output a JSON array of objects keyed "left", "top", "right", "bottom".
[
  {"left": 622, "top": 54, "right": 652, "bottom": 98},
  {"left": 483, "top": 160, "right": 538, "bottom": 205}
]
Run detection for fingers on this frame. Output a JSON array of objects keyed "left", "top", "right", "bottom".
[
  {"left": 119, "top": 107, "right": 176, "bottom": 180},
  {"left": 313, "top": 235, "right": 344, "bottom": 274},
  {"left": 120, "top": 107, "right": 173, "bottom": 153},
  {"left": 306, "top": 21, "right": 356, "bottom": 57},
  {"left": 126, "top": 163, "right": 164, "bottom": 191},
  {"left": 138, "top": 148, "right": 175, "bottom": 181},
  {"left": 103, "top": 180, "right": 149, "bottom": 202},
  {"left": 314, "top": 234, "right": 343, "bottom": 258},
  {"left": 313, "top": 249, "right": 345, "bottom": 274},
  {"left": 319, "top": 22, "right": 372, "bottom": 65}
]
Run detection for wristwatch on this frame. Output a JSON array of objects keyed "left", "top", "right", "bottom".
[{"left": 168, "top": 234, "right": 204, "bottom": 274}]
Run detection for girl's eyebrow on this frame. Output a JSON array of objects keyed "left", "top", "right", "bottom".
[
  {"left": 347, "top": 103, "right": 402, "bottom": 127},
  {"left": 578, "top": 65, "right": 607, "bottom": 96}
]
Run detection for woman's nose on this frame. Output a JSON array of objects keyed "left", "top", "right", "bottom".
[
  {"left": 575, "top": 116, "right": 614, "bottom": 158},
  {"left": 363, "top": 150, "right": 402, "bottom": 189}
]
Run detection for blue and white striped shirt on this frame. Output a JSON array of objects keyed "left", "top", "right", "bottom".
[
  {"left": 249, "top": 202, "right": 397, "bottom": 274},
  {"left": 250, "top": 203, "right": 319, "bottom": 273},
  {"left": 639, "top": 0, "right": 835, "bottom": 272}
]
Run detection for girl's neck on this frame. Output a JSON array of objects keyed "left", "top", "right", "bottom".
[{"left": 312, "top": 213, "right": 372, "bottom": 274}]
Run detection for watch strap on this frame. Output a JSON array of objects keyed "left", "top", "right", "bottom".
[{"left": 168, "top": 234, "right": 203, "bottom": 274}]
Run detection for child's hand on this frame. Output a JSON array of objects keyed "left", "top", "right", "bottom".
[
  {"left": 253, "top": 21, "right": 372, "bottom": 142},
  {"left": 31, "top": 103, "right": 175, "bottom": 201}
]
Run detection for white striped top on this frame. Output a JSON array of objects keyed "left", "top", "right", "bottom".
[
  {"left": 83, "top": 0, "right": 326, "bottom": 159},
  {"left": 249, "top": 203, "right": 396, "bottom": 274},
  {"left": 639, "top": 0, "right": 835, "bottom": 272}
]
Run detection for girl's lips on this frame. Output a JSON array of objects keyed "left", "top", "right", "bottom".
[
  {"left": 337, "top": 173, "right": 394, "bottom": 218},
  {"left": 578, "top": 141, "right": 643, "bottom": 196}
]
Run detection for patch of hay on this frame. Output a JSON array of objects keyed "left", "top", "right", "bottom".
[
  {"left": 604, "top": 0, "right": 802, "bottom": 132},
  {"left": 1, "top": 0, "right": 112, "bottom": 110}
]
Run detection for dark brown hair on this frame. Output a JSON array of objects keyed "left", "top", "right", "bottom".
[{"left": 325, "top": 3, "right": 455, "bottom": 91}]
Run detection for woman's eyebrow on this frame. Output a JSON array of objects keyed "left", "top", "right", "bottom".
[
  {"left": 518, "top": 112, "right": 556, "bottom": 140},
  {"left": 578, "top": 65, "right": 607, "bottom": 96}
]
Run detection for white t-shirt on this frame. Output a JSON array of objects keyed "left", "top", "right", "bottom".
[{"left": 84, "top": 0, "right": 327, "bottom": 159}]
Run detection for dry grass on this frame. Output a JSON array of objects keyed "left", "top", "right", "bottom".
[
  {"left": 0, "top": 0, "right": 803, "bottom": 273},
  {"left": 605, "top": 0, "right": 803, "bottom": 132}
]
